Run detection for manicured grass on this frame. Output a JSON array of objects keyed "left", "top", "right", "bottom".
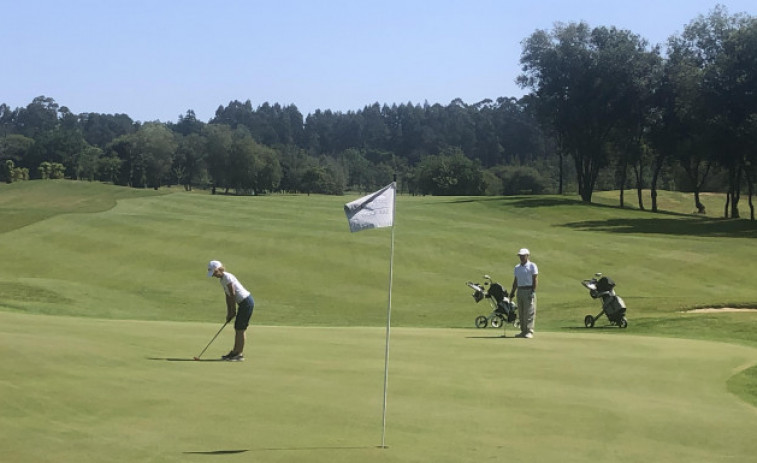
[
  {"left": 592, "top": 188, "right": 739, "bottom": 216},
  {"left": 1, "top": 181, "right": 756, "bottom": 461},
  {"left": 0, "top": 180, "right": 168, "bottom": 233},
  {"left": 729, "top": 364, "right": 757, "bottom": 409},
  {"left": 1, "top": 311, "right": 757, "bottom": 463},
  {"left": 1, "top": 182, "right": 755, "bottom": 330}
]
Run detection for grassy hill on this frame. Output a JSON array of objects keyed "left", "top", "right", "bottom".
[
  {"left": 1, "top": 180, "right": 757, "bottom": 462},
  {"left": 1, "top": 181, "right": 755, "bottom": 336}
]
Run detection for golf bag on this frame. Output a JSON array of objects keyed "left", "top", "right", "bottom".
[
  {"left": 466, "top": 275, "right": 518, "bottom": 329},
  {"left": 581, "top": 273, "right": 628, "bottom": 328}
]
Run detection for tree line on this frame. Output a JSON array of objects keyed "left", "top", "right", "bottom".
[
  {"left": 1, "top": 6, "right": 755, "bottom": 218},
  {"left": 519, "top": 5, "right": 756, "bottom": 218},
  {"left": 0, "top": 95, "right": 547, "bottom": 196}
]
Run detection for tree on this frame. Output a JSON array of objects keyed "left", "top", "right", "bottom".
[
  {"left": 38, "top": 161, "right": 65, "bottom": 179},
  {"left": 211, "top": 100, "right": 254, "bottom": 130},
  {"left": 469, "top": 99, "right": 505, "bottom": 168},
  {"left": 717, "top": 13, "right": 757, "bottom": 219},
  {"left": 216, "top": 127, "right": 282, "bottom": 195},
  {"left": 74, "top": 146, "right": 103, "bottom": 181},
  {"left": 174, "top": 132, "right": 207, "bottom": 190},
  {"left": 24, "top": 127, "right": 86, "bottom": 178},
  {"left": 0, "top": 160, "right": 29, "bottom": 182},
  {"left": 0, "top": 103, "right": 12, "bottom": 130},
  {"left": 135, "top": 123, "right": 177, "bottom": 189},
  {"left": 107, "top": 134, "right": 143, "bottom": 187},
  {"left": 80, "top": 112, "right": 136, "bottom": 148},
  {"left": 277, "top": 145, "right": 310, "bottom": 193},
  {"left": 14, "top": 96, "right": 59, "bottom": 138},
  {"left": 227, "top": 130, "right": 260, "bottom": 194},
  {"left": 172, "top": 109, "right": 204, "bottom": 136},
  {"left": 415, "top": 148, "right": 485, "bottom": 195},
  {"left": 519, "top": 23, "right": 658, "bottom": 202},
  {"left": 605, "top": 39, "right": 662, "bottom": 210},
  {"left": 97, "top": 155, "right": 122, "bottom": 184},
  {"left": 0, "top": 133, "right": 34, "bottom": 163},
  {"left": 339, "top": 148, "right": 372, "bottom": 192},
  {"left": 204, "top": 124, "right": 234, "bottom": 193},
  {"left": 255, "top": 144, "right": 282, "bottom": 193},
  {"left": 651, "top": 37, "right": 713, "bottom": 214},
  {"left": 681, "top": 6, "right": 755, "bottom": 218},
  {"left": 361, "top": 103, "right": 391, "bottom": 151},
  {"left": 0, "top": 159, "right": 13, "bottom": 182},
  {"left": 304, "top": 109, "right": 340, "bottom": 154},
  {"left": 301, "top": 160, "right": 345, "bottom": 195},
  {"left": 498, "top": 165, "right": 547, "bottom": 195}
]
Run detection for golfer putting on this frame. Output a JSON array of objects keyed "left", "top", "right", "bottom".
[{"left": 207, "top": 260, "right": 255, "bottom": 361}]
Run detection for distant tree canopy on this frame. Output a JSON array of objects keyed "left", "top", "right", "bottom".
[
  {"left": 1, "top": 6, "right": 755, "bottom": 219},
  {"left": 415, "top": 148, "right": 485, "bottom": 196},
  {"left": 518, "top": 6, "right": 756, "bottom": 218}
]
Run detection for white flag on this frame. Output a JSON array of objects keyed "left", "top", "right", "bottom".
[{"left": 344, "top": 182, "right": 395, "bottom": 232}]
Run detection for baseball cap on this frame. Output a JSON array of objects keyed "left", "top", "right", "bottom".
[
  {"left": 207, "top": 260, "right": 222, "bottom": 277},
  {"left": 517, "top": 248, "right": 530, "bottom": 255}
]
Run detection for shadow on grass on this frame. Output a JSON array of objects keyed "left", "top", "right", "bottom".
[
  {"left": 562, "top": 326, "right": 627, "bottom": 331},
  {"left": 443, "top": 196, "right": 583, "bottom": 208},
  {"left": 727, "top": 363, "right": 757, "bottom": 408},
  {"left": 146, "top": 357, "right": 224, "bottom": 362},
  {"left": 448, "top": 195, "right": 721, "bottom": 215},
  {"left": 508, "top": 197, "right": 585, "bottom": 208},
  {"left": 466, "top": 333, "right": 535, "bottom": 339},
  {"left": 184, "top": 446, "right": 374, "bottom": 455},
  {"left": 439, "top": 196, "right": 757, "bottom": 238},
  {"left": 560, "top": 217, "right": 757, "bottom": 238}
]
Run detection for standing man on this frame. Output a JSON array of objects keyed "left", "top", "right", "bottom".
[
  {"left": 510, "top": 248, "right": 538, "bottom": 338},
  {"left": 207, "top": 260, "right": 255, "bottom": 361}
]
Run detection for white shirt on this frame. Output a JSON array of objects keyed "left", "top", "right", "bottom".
[
  {"left": 220, "top": 272, "right": 251, "bottom": 304},
  {"left": 514, "top": 261, "right": 538, "bottom": 286}
]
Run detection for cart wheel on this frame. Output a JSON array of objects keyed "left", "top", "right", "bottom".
[
  {"left": 619, "top": 317, "right": 628, "bottom": 329},
  {"left": 584, "top": 315, "right": 595, "bottom": 328},
  {"left": 491, "top": 315, "right": 504, "bottom": 328},
  {"left": 475, "top": 316, "right": 488, "bottom": 328}
]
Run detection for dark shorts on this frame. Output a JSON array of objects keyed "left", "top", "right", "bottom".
[{"left": 235, "top": 295, "right": 254, "bottom": 331}]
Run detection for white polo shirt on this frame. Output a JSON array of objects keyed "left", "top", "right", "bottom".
[
  {"left": 220, "top": 272, "right": 251, "bottom": 304},
  {"left": 514, "top": 261, "right": 538, "bottom": 287}
]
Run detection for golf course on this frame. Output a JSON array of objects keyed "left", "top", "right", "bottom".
[{"left": 1, "top": 180, "right": 757, "bottom": 463}]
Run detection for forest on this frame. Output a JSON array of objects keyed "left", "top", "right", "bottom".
[{"left": 1, "top": 6, "right": 755, "bottom": 219}]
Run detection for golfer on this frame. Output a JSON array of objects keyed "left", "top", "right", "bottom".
[
  {"left": 510, "top": 248, "right": 538, "bottom": 338},
  {"left": 207, "top": 260, "right": 254, "bottom": 361}
]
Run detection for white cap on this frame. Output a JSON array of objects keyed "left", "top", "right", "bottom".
[
  {"left": 207, "top": 260, "right": 222, "bottom": 277},
  {"left": 517, "top": 248, "right": 530, "bottom": 256}
]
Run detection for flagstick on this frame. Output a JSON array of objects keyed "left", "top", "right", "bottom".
[{"left": 380, "top": 182, "right": 396, "bottom": 449}]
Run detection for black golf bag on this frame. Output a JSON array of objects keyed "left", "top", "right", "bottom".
[
  {"left": 467, "top": 275, "right": 518, "bottom": 329},
  {"left": 581, "top": 274, "right": 628, "bottom": 328}
]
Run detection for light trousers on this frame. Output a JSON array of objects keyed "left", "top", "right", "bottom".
[{"left": 516, "top": 289, "right": 536, "bottom": 335}]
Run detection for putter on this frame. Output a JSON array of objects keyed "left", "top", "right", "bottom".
[{"left": 193, "top": 320, "right": 229, "bottom": 360}]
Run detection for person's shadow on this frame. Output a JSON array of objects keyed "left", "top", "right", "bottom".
[
  {"left": 183, "top": 445, "right": 375, "bottom": 455},
  {"left": 146, "top": 357, "right": 223, "bottom": 362}
]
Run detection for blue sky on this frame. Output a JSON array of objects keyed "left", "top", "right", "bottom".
[{"left": 2, "top": 1, "right": 754, "bottom": 122}]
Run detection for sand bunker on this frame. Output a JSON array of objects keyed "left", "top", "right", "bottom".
[{"left": 684, "top": 307, "right": 757, "bottom": 314}]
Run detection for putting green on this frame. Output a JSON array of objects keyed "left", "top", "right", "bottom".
[{"left": 1, "top": 312, "right": 756, "bottom": 462}]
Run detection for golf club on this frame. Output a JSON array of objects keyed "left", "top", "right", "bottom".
[{"left": 193, "top": 320, "right": 229, "bottom": 360}]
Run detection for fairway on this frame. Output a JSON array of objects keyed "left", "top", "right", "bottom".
[
  {"left": 1, "top": 182, "right": 756, "bottom": 330},
  {"left": 1, "top": 181, "right": 757, "bottom": 462},
  {"left": 1, "top": 311, "right": 756, "bottom": 463}
]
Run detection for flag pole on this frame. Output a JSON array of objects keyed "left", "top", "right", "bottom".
[
  {"left": 380, "top": 181, "right": 396, "bottom": 449},
  {"left": 343, "top": 180, "right": 396, "bottom": 448}
]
